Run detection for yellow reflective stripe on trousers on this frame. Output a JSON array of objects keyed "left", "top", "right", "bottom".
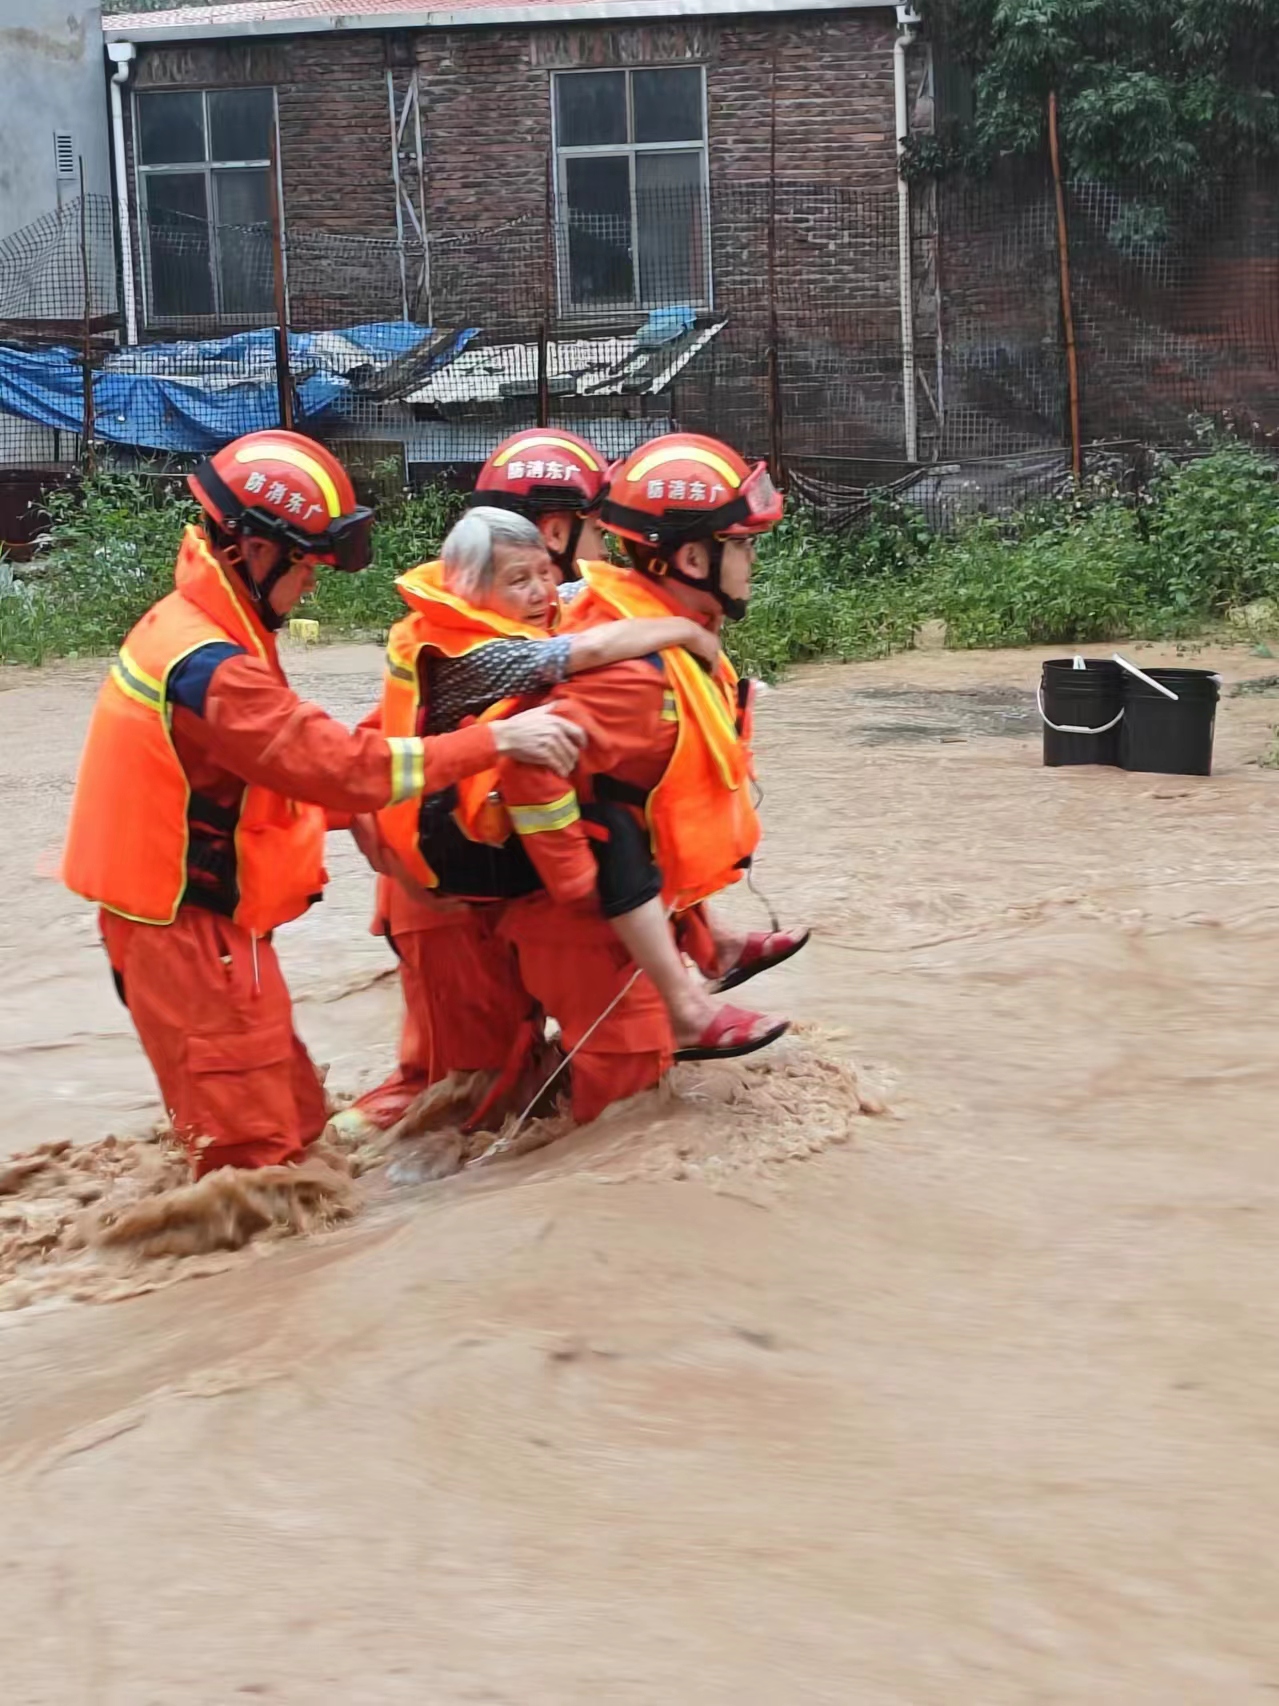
[
  {"left": 507, "top": 790, "right": 581, "bottom": 835},
  {"left": 111, "top": 645, "right": 164, "bottom": 711},
  {"left": 660, "top": 689, "right": 677, "bottom": 723},
  {"left": 387, "top": 736, "right": 425, "bottom": 804}
]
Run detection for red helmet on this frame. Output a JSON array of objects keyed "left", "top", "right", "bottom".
[
  {"left": 469, "top": 429, "right": 607, "bottom": 518},
  {"left": 188, "top": 430, "right": 373, "bottom": 573},
  {"left": 600, "top": 434, "right": 783, "bottom": 549}
]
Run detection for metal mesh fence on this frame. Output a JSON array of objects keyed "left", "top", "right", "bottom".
[{"left": 1, "top": 162, "right": 1276, "bottom": 537}]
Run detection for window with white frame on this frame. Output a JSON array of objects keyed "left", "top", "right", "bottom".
[
  {"left": 134, "top": 88, "right": 276, "bottom": 322},
  {"left": 553, "top": 66, "right": 710, "bottom": 314}
]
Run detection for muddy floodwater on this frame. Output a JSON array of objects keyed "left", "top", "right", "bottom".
[{"left": 3, "top": 639, "right": 1279, "bottom": 1702}]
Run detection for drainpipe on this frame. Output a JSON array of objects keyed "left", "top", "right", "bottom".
[
  {"left": 894, "top": 6, "right": 920, "bottom": 463},
  {"left": 107, "top": 41, "right": 139, "bottom": 346}
]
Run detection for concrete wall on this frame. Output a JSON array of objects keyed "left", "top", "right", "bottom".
[{"left": 0, "top": 1, "right": 112, "bottom": 240}]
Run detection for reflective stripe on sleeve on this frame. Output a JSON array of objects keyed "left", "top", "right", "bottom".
[
  {"left": 387, "top": 736, "right": 426, "bottom": 803},
  {"left": 507, "top": 790, "right": 581, "bottom": 836}
]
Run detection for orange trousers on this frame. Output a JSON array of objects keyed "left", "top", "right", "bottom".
[
  {"left": 99, "top": 907, "right": 329, "bottom": 1177},
  {"left": 351, "top": 883, "right": 531, "bottom": 1130},
  {"left": 496, "top": 893, "right": 673, "bottom": 1124}
]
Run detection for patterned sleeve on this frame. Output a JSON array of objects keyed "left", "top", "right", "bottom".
[{"left": 428, "top": 636, "right": 573, "bottom": 729}]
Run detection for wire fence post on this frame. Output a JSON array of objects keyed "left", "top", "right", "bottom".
[
  {"left": 538, "top": 154, "right": 554, "bottom": 429},
  {"left": 77, "top": 162, "right": 96, "bottom": 476},
  {"left": 268, "top": 124, "right": 294, "bottom": 431},
  {"left": 765, "top": 43, "right": 785, "bottom": 484},
  {"left": 536, "top": 322, "right": 550, "bottom": 428},
  {"left": 1048, "top": 92, "right": 1083, "bottom": 482}
]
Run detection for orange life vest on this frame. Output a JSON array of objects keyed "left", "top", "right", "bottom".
[
  {"left": 61, "top": 525, "right": 328, "bottom": 934},
  {"left": 574, "top": 561, "right": 761, "bottom": 912},
  {"left": 374, "top": 560, "right": 544, "bottom": 890}
]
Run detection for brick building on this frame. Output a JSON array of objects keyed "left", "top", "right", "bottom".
[{"left": 101, "top": 0, "right": 934, "bottom": 463}]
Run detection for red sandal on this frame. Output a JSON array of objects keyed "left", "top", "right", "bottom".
[
  {"left": 674, "top": 1004, "right": 790, "bottom": 1064},
  {"left": 714, "top": 927, "right": 811, "bottom": 994}
]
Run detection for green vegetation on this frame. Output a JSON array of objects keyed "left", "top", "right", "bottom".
[
  {"left": 0, "top": 475, "right": 460, "bottom": 666},
  {"left": 731, "top": 439, "right": 1279, "bottom": 679},
  {"left": 4, "top": 441, "right": 1278, "bottom": 679},
  {"left": 915, "top": 0, "right": 1279, "bottom": 191}
]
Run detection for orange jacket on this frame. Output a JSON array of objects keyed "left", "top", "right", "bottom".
[
  {"left": 374, "top": 559, "right": 542, "bottom": 887},
  {"left": 501, "top": 563, "right": 760, "bottom": 913},
  {"left": 61, "top": 527, "right": 452, "bottom": 934}
]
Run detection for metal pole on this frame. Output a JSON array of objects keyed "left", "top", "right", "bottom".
[
  {"left": 894, "top": 21, "right": 919, "bottom": 463},
  {"left": 1048, "top": 91, "right": 1083, "bottom": 481},
  {"left": 78, "top": 159, "right": 96, "bottom": 475},
  {"left": 268, "top": 123, "right": 294, "bottom": 431},
  {"left": 536, "top": 322, "right": 549, "bottom": 428},
  {"left": 386, "top": 68, "right": 410, "bottom": 322},
  {"left": 766, "top": 42, "right": 784, "bottom": 482},
  {"left": 410, "top": 71, "right": 431, "bottom": 326},
  {"left": 544, "top": 149, "right": 555, "bottom": 320},
  {"left": 538, "top": 153, "right": 554, "bottom": 429}
]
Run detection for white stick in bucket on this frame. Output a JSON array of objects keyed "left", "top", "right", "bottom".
[{"left": 1112, "top": 652, "right": 1179, "bottom": 702}]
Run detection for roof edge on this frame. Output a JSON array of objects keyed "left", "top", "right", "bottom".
[{"left": 105, "top": 0, "right": 891, "bottom": 46}]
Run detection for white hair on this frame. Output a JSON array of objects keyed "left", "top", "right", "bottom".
[{"left": 441, "top": 506, "right": 544, "bottom": 600}]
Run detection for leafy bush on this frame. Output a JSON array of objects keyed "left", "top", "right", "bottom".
[
  {"left": 727, "top": 440, "right": 1279, "bottom": 678},
  {"left": 1142, "top": 440, "right": 1279, "bottom": 614},
  {"left": 5, "top": 440, "right": 1278, "bottom": 680},
  {"left": 729, "top": 506, "right": 925, "bottom": 680},
  {"left": 924, "top": 503, "right": 1154, "bottom": 649},
  {"left": 1, "top": 474, "right": 185, "bottom": 666},
  {"left": 301, "top": 482, "right": 464, "bottom": 636},
  {"left": 0, "top": 473, "right": 464, "bottom": 665}
]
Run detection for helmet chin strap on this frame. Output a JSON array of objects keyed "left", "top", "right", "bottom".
[
  {"left": 712, "top": 541, "right": 748, "bottom": 623},
  {"left": 644, "top": 539, "right": 747, "bottom": 624},
  {"left": 550, "top": 514, "right": 585, "bottom": 582},
  {"left": 224, "top": 535, "right": 293, "bottom": 633}
]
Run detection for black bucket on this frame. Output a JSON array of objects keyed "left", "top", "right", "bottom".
[
  {"left": 1039, "top": 658, "right": 1124, "bottom": 766},
  {"left": 1118, "top": 666, "right": 1220, "bottom": 776}
]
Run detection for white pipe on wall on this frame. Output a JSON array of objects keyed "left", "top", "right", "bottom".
[{"left": 107, "top": 41, "right": 139, "bottom": 346}]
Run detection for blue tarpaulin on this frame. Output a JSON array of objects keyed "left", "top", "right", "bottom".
[{"left": 0, "top": 323, "right": 476, "bottom": 453}]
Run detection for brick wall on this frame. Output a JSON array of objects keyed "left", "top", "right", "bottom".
[
  {"left": 129, "top": 34, "right": 402, "bottom": 328},
  {"left": 125, "top": 14, "right": 906, "bottom": 319},
  {"left": 123, "top": 11, "right": 918, "bottom": 456},
  {"left": 111, "top": 18, "right": 1279, "bottom": 463}
]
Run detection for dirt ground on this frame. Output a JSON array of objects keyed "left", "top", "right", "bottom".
[{"left": 2, "top": 637, "right": 1279, "bottom": 1703}]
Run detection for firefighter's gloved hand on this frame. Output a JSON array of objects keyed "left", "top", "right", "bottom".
[{"left": 494, "top": 705, "right": 587, "bottom": 776}]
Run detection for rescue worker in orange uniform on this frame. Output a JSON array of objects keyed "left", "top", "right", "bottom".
[
  {"left": 464, "top": 426, "right": 610, "bottom": 584},
  {"left": 344, "top": 478, "right": 729, "bottom": 1135},
  {"left": 493, "top": 433, "right": 809, "bottom": 1124},
  {"left": 60, "top": 430, "right": 583, "bottom": 1177},
  {"left": 347, "top": 427, "right": 661, "bottom": 1133}
]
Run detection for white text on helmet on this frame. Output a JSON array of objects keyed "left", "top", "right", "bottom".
[
  {"left": 243, "top": 469, "right": 323, "bottom": 520},
  {"left": 507, "top": 459, "right": 580, "bottom": 482},
  {"left": 645, "top": 478, "right": 721, "bottom": 502}
]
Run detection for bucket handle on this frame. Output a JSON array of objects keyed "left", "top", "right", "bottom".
[
  {"left": 1112, "top": 652, "right": 1179, "bottom": 702},
  {"left": 1036, "top": 685, "right": 1124, "bottom": 735}
]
